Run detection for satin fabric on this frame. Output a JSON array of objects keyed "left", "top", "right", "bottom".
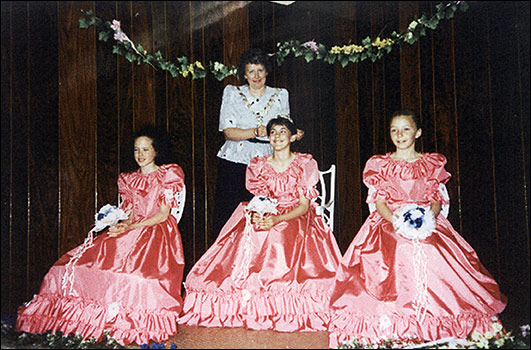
[
  {"left": 179, "top": 153, "right": 342, "bottom": 332},
  {"left": 16, "top": 164, "right": 186, "bottom": 346},
  {"left": 328, "top": 153, "right": 507, "bottom": 348}
]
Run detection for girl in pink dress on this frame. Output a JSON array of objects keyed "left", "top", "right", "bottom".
[
  {"left": 16, "top": 126, "right": 186, "bottom": 346},
  {"left": 328, "top": 110, "right": 507, "bottom": 348},
  {"left": 179, "top": 116, "right": 342, "bottom": 332}
]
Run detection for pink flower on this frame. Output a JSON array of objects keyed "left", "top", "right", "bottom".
[
  {"left": 110, "top": 19, "right": 135, "bottom": 48},
  {"left": 302, "top": 40, "right": 319, "bottom": 52}
]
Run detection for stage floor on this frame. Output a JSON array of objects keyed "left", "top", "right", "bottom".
[{"left": 165, "top": 325, "right": 329, "bottom": 349}]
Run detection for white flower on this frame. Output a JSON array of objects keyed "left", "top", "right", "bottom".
[
  {"left": 93, "top": 204, "right": 128, "bottom": 232},
  {"left": 392, "top": 204, "right": 435, "bottom": 240},
  {"left": 213, "top": 61, "right": 224, "bottom": 71},
  {"left": 245, "top": 196, "right": 278, "bottom": 216}
]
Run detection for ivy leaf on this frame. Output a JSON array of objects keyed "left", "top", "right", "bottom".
[
  {"left": 125, "top": 52, "right": 137, "bottom": 63},
  {"left": 79, "top": 17, "right": 89, "bottom": 29},
  {"left": 98, "top": 31, "right": 110, "bottom": 42}
]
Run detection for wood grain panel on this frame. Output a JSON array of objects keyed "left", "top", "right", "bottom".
[
  {"left": 151, "top": 1, "right": 168, "bottom": 128},
  {"left": 132, "top": 1, "right": 156, "bottom": 128},
  {"left": 454, "top": 3, "right": 499, "bottom": 273},
  {"left": 27, "top": 0, "right": 59, "bottom": 297},
  {"left": 95, "top": 2, "right": 120, "bottom": 211},
  {"left": 58, "top": 1, "right": 97, "bottom": 253},
  {"left": 382, "top": 2, "right": 401, "bottom": 154},
  {"left": 369, "top": 2, "right": 387, "bottom": 156},
  {"left": 165, "top": 1, "right": 194, "bottom": 267},
  {"left": 314, "top": 5, "right": 336, "bottom": 171},
  {"left": 190, "top": 1, "right": 207, "bottom": 260},
  {"left": 117, "top": 2, "right": 135, "bottom": 174},
  {"left": 0, "top": 0, "right": 12, "bottom": 314},
  {"left": 333, "top": 2, "right": 362, "bottom": 252},
  {"left": 8, "top": 1, "right": 30, "bottom": 305},
  {"left": 398, "top": 2, "right": 421, "bottom": 112},
  {"left": 222, "top": 1, "right": 248, "bottom": 86},
  {"left": 203, "top": 1, "right": 225, "bottom": 251},
  {"left": 279, "top": 2, "right": 316, "bottom": 157},
  {"left": 418, "top": 2, "right": 435, "bottom": 154},
  {"left": 487, "top": 1, "right": 530, "bottom": 325}
]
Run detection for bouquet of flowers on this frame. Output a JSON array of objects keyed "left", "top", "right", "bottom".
[
  {"left": 245, "top": 195, "right": 278, "bottom": 216},
  {"left": 92, "top": 204, "right": 129, "bottom": 232},
  {"left": 392, "top": 204, "right": 435, "bottom": 240}
]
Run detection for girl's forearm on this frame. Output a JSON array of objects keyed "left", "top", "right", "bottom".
[
  {"left": 130, "top": 206, "right": 170, "bottom": 230},
  {"left": 375, "top": 200, "right": 394, "bottom": 222}
]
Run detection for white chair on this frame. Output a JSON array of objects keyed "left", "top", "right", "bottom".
[
  {"left": 167, "top": 185, "right": 186, "bottom": 223},
  {"left": 367, "top": 183, "right": 449, "bottom": 218},
  {"left": 315, "top": 164, "right": 336, "bottom": 231}
]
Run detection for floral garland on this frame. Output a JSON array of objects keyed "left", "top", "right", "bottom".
[{"left": 79, "top": 1, "right": 468, "bottom": 81}]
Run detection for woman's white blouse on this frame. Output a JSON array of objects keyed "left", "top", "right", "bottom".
[{"left": 217, "top": 84, "right": 290, "bottom": 165}]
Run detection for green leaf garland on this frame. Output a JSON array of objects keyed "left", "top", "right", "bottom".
[{"left": 79, "top": 1, "right": 468, "bottom": 80}]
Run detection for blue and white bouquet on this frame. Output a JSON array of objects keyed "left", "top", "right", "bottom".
[
  {"left": 392, "top": 204, "right": 435, "bottom": 240},
  {"left": 92, "top": 204, "right": 129, "bottom": 232},
  {"left": 245, "top": 195, "right": 278, "bottom": 216}
]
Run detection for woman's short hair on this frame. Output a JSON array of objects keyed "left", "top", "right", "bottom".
[{"left": 237, "top": 48, "right": 272, "bottom": 81}]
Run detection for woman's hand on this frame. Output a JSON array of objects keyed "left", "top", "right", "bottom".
[
  {"left": 295, "top": 129, "right": 305, "bottom": 141},
  {"left": 256, "top": 125, "right": 267, "bottom": 138}
]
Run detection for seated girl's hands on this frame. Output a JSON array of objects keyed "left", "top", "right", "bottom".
[
  {"left": 254, "top": 214, "right": 280, "bottom": 231},
  {"left": 107, "top": 222, "right": 131, "bottom": 237},
  {"left": 251, "top": 212, "right": 261, "bottom": 225}
]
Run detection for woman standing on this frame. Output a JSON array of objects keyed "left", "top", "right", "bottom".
[{"left": 212, "top": 47, "right": 303, "bottom": 245}]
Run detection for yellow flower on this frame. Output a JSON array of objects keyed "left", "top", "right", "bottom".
[
  {"left": 194, "top": 61, "right": 205, "bottom": 70},
  {"left": 372, "top": 37, "right": 393, "bottom": 50},
  {"left": 470, "top": 330, "right": 484, "bottom": 342},
  {"left": 491, "top": 322, "right": 504, "bottom": 333},
  {"left": 330, "top": 46, "right": 342, "bottom": 54}
]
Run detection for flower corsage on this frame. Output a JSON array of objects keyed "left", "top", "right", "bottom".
[{"left": 392, "top": 204, "right": 435, "bottom": 240}]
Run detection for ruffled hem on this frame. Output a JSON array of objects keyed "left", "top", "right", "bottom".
[
  {"left": 328, "top": 310, "right": 502, "bottom": 348},
  {"left": 178, "top": 288, "right": 331, "bottom": 332},
  {"left": 16, "top": 293, "right": 180, "bottom": 346}
]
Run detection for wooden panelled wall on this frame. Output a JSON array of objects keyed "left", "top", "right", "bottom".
[{"left": 2, "top": 1, "right": 529, "bottom": 326}]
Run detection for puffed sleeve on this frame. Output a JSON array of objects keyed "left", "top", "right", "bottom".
[
  {"left": 363, "top": 155, "right": 389, "bottom": 204},
  {"left": 278, "top": 88, "right": 290, "bottom": 116},
  {"left": 296, "top": 154, "right": 319, "bottom": 200},
  {"left": 425, "top": 153, "right": 451, "bottom": 204},
  {"left": 117, "top": 173, "right": 134, "bottom": 212},
  {"left": 157, "top": 164, "right": 185, "bottom": 208},
  {"left": 219, "top": 85, "right": 239, "bottom": 131},
  {"left": 246, "top": 157, "right": 271, "bottom": 197}
]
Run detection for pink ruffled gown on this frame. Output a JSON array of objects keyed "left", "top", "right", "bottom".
[
  {"left": 16, "top": 164, "right": 186, "bottom": 346},
  {"left": 328, "top": 153, "right": 507, "bottom": 348},
  {"left": 178, "top": 153, "right": 342, "bottom": 332}
]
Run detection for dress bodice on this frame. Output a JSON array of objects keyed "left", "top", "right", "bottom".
[
  {"left": 245, "top": 153, "right": 319, "bottom": 209},
  {"left": 118, "top": 164, "right": 185, "bottom": 220},
  {"left": 363, "top": 153, "right": 451, "bottom": 211}
]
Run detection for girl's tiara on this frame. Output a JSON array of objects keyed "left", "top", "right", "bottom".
[{"left": 277, "top": 113, "right": 294, "bottom": 123}]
